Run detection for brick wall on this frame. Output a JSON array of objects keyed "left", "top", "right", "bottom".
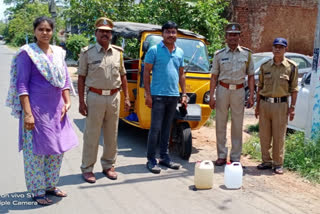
[{"left": 231, "top": 0, "right": 318, "bottom": 55}]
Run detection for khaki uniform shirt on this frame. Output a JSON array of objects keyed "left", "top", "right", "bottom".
[
  {"left": 258, "top": 58, "right": 298, "bottom": 97},
  {"left": 211, "top": 45, "right": 254, "bottom": 84},
  {"left": 78, "top": 43, "right": 126, "bottom": 89}
]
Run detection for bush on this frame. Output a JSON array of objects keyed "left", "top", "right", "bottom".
[
  {"left": 246, "top": 123, "right": 259, "bottom": 133},
  {"left": 243, "top": 130, "right": 320, "bottom": 183},
  {"left": 284, "top": 132, "right": 320, "bottom": 183},
  {"left": 12, "top": 32, "right": 34, "bottom": 47},
  {"left": 66, "top": 34, "right": 89, "bottom": 60}
]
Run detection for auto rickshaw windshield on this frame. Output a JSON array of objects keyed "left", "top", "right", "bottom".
[{"left": 145, "top": 34, "right": 210, "bottom": 73}]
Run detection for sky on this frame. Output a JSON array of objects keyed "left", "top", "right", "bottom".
[{"left": 0, "top": 0, "right": 9, "bottom": 21}]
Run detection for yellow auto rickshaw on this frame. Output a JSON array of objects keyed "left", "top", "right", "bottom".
[{"left": 112, "top": 22, "right": 212, "bottom": 160}]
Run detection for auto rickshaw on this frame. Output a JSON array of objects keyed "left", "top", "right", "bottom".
[{"left": 112, "top": 22, "right": 212, "bottom": 160}]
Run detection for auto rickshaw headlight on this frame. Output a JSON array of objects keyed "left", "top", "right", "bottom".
[{"left": 203, "top": 91, "right": 210, "bottom": 104}]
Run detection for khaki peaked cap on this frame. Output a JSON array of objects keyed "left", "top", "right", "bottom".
[{"left": 95, "top": 17, "right": 114, "bottom": 30}]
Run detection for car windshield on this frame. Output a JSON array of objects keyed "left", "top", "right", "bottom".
[{"left": 145, "top": 34, "right": 210, "bottom": 73}]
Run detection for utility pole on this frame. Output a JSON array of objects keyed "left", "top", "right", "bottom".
[
  {"left": 49, "top": 0, "right": 57, "bottom": 45},
  {"left": 306, "top": 0, "right": 320, "bottom": 140}
]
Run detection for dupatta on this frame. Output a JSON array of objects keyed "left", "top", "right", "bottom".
[{"left": 6, "top": 43, "right": 68, "bottom": 118}]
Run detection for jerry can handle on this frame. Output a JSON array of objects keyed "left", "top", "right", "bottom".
[{"left": 204, "top": 161, "right": 211, "bottom": 165}]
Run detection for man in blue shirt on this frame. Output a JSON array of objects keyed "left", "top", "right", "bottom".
[{"left": 144, "top": 21, "right": 188, "bottom": 174}]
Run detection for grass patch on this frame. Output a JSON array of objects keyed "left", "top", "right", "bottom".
[
  {"left": 284, "top": 132, "right": 320, "bottom": 183},
  {"left": 243, "top": 133, "right": 261, "bottom": 161},
  {"left": 243, "top": 129, "right": 320, "bottom": 183}
]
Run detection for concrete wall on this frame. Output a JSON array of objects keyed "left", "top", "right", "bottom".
[{"left": 231, "top": 0, "right": 318, "bottom": 55}]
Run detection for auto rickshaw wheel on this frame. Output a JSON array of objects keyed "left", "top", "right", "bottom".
[{"left": 177, "top": 122, "right": 192, "bottom": 160}]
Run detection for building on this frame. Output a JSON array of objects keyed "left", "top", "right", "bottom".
[{"left": 231, "top": 0, "right": 318, "bottom": 55}]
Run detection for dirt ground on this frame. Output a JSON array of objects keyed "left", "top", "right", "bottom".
[
  {"left": 68, "top": 67, "right": 320, "bottom": 213},
  {"left": 191, "top": 108, "right": 320, "bottom": 213}
]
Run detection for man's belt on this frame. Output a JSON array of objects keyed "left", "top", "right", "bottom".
[
  {"left": 219, "top": 81, "right": 244, "bottom": 90},
  {"left": 261, "top": 95, "right": 288, "bottom": 103},
  {"left": 89, "top": 87, "right": 119, "bottom": 96}
]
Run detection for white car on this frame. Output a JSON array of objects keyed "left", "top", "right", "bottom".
[
  {"left": 252, "top": 52, "right": 312, "bottom": 78},
  {"left": 244, "top": 52, "right": 313, "bottom": 105},
  {"left": 287, "top": 72, "right": 311, "bottom": 131}
]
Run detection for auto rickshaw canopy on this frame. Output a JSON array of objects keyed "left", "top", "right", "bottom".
[{"left": 112, "top": 22, "right": 208, "bottom": 43}]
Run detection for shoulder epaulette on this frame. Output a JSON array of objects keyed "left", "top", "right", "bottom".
[
  {"left": 112, "top": 44, "right": 124, "bottom": 52},
  {"left": 81, "top": 44, "right": 95, "bottom": 53},
  {"left": 214, "top": 48, "right": 225, "bottom": 55},
  {"left": 241, "top": 46, "right": 253, "bottom": 53},
  {"left": 286, "top": 58, "right": 298, "bottom": 67}
]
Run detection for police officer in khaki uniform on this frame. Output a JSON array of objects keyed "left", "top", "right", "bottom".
[
  {"left": 255, "top": 38, "right": 298, "bottom": 174},
  {"left": 209, "top": 23, "right": 255, "bottom": 166},
  {"left": 78, "top": 17, "right": 130, "bottom": 183}
]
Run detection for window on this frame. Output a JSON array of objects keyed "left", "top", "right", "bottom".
[
  {"left": 145, "top": 35, "right": 210, "bottom": 73},
  {"left": 287, "top": 56, "right": 310, "bottom": 69}
]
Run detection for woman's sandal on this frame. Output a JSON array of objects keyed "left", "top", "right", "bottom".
[
  {"left": 32, "top": 195, "right": 53, "bottom": 206},
  {"left": 46, "top": 187, "right": 67, "bottom": 197}
]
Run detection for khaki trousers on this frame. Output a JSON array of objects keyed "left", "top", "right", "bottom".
[
  {"left": 259, "top": 100, "right": 288, "bottom": 167},
  {"left": 215, "top": 85, "right": 245, "bottom": 161},
  {"left": 81, "top": 91, "right": 120, "bottom": 173}
]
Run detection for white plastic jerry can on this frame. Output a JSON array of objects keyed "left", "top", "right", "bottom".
[
  {"left": 194, "top": 160, "right": 214, "bottom": 189},
  {"left": 224, "top": 162, "right": 243, "bottom": 189}
]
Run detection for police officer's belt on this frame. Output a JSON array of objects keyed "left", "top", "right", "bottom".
[
  {"left": 261, "top": 95, "right": 288, "bottom": 103},
  {"left": 219, "top": 81, "right": 244, "bottom": 90},
  {"left": 89, "top": 87, "right": 119, "bottom": 96}
]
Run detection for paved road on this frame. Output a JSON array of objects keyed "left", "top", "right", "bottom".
[{"left": 0, "top": 43, "right": 317, "bottom": 214}]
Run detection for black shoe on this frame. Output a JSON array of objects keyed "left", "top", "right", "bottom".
[
  {"left": 257, "top": 163, "right": 272, "bottom": 170},
  {"left": 159, "top": 159, "right": 180, "bottom": 170},
  {"left": 214, "top": 158, "right": 227, "bottom": 166},
  {"left": 146, "top": 160, "right": 161, "bottom": 174}
]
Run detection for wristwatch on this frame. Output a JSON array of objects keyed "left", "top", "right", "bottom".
[
  {"left": 181, "top": 93, "right": 188, "bottom": 98},
  {"left": 290, "top": 105, "right": 295, "bottom": 109}
]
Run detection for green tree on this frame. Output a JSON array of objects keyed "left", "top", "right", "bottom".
[
  {"left": 4, "top": 2, "right": 65, "bottom": 46},
  {"left": 134, "top": 0, "right": 228, "bottom": 54},
  {"left": 65, "top": 0, "right": 228, "bottom": 55},
  {"left": 65, "top": 0, "right": 136, "bottom": 36},
  {"left": 4, "top": 0, "right": 49, "bottom": 18},
  {"left": 0, "top": 22, "right": 7, "bottom": 35},
  {"left": 6, "top": 3, "right": 51, "bottom": 45}
]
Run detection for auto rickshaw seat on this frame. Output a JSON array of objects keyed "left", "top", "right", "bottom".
[{"left": 124, "top": 58, "right": 139, "bottom": 82}]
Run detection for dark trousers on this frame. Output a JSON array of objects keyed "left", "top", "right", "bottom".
[{"left": 147, "top": 96, "right": 179, "bottom": 161}]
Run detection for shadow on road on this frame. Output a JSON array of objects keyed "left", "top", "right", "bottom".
[
  {"left": 243, "top": 166, "right": 274, "bottom": 176},
  {"left": 73, "top": 119, "right": 200, "bottom": 159},
  {"left": 76, "top": 168, "right": 195, "bottom": 190},
  {"left": 58, "top": 157, "right": 200, "bottom": 191}
]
